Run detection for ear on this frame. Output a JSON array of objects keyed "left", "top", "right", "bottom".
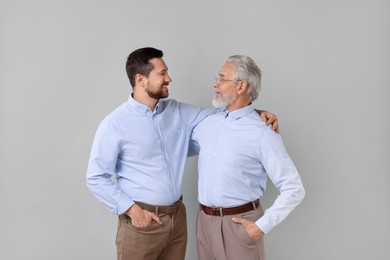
[
  {"left": 237, "top": 80, "right": 248, "bottom": 95},
  {"left": 135, "top": 73, "right": 146, "bottom": 88}
]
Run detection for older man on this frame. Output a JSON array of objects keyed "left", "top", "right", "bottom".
[{"left": 190, "top": 55, "right": 305, "bottom": 260}]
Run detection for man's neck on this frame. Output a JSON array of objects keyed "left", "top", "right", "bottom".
[
  {"left": 132, "top": 90, "right": 159, "bottom": 111},
  {"left": 226, "top": 98, "right": 251, "bottom": 112}
]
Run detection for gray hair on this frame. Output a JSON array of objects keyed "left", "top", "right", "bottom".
[{"left": 224, "top": 55, "right": 261, "bottom": 102}]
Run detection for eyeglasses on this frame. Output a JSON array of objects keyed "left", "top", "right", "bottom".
[{"left": 214, "top": 77, "right": 242, "bottom": 84}]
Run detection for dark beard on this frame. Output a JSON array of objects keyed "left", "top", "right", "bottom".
[{"left": 146, "top": 87, "right": 169, "bottom": 99}]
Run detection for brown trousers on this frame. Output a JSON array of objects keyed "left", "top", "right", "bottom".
[
  {"left": 116, "top": 203, "right": 187, "bottom": 260},
  {"left": 196, "top": 204, "right": 266, "bottom": 260}
]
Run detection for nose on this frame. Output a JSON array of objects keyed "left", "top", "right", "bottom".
[{"left": 166, "top": 74, "right": 172, "bottom": 83}]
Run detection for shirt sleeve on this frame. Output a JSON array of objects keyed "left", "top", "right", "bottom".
[
  {"left": 188, "top": 126, "right": 200, "bottom": 157},
  {"left": 255, "top": 128, "right": 305, "bottom": 234},
  {"left": 178, "top": 102, "right": 221, "bottom": 157},
  {"left": 86, "top": 119, "right": 134, "bottom": 215},
  {"left": 177, "top": 101, "right": 220, "bottom": 130}
]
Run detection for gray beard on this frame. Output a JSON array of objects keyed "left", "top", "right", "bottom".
[{"left": 212, "top": 97, "right": 228, "bottom": 108}]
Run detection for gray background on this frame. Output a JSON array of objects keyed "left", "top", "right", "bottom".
[{"left": 1, "top": 1, "right": 389, "bottom": 259}]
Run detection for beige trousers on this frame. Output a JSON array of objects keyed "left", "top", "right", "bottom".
[
  {"left": 196, "top": 204, "right": 265, "bottom": 260},
  {"left": 116, "top": 203, "right": 187, "bottom": 260}
]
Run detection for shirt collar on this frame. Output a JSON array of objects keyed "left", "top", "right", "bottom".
[
  {"left": 225, "top": 104, "right": 254, "bottom": 120},
  {"left": 127, "top": 94, "right": 163, "bottom": 115}
]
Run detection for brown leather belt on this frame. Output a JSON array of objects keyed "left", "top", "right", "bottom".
[
  {"left": 135, "top": 197, "right": 183, "bottom": 215},
  {"left": 200, "top": 199, "right": 260, "bottom": 216}
]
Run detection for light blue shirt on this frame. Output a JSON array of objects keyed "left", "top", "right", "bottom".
[
  {"left": 190, "top": 104, "right": 305, "bottom": 234},
  {"left": 86, "top": 95, "right": 214, "bottom": 215}
]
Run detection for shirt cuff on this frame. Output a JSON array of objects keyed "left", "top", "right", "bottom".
[
  {"left": 255, "top": 216, "right": 274, "bottom": 234},
  {"left": 116, "top": 197, "right": 135, "bottom": 215}
]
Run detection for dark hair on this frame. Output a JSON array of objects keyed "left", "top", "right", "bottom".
[{"left": 125, "top": 47, "right": 164, "bottom": 87}]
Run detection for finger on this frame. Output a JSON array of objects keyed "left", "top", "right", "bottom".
[
  {"left": 272, "top": 121, "right": 279, "bottom": 132},
  {"left": 232, "top": 217, "right": 243, "bottom": 224},
  {"left": 260, "top": 113, "right": 268, "bottom": 124},
  {"left": 266, "top": 117, "right": 274, "bottom": 126},
  {"left": 151, "top": 214, "right": 162, "bottom": 225}
]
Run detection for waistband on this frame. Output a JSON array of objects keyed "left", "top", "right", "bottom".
[
  {"left": 135, "top": 196, "right": 183, "bottom": 215},
  {"left": 200, "top": 199, "right": 260, "bottom": 217}
]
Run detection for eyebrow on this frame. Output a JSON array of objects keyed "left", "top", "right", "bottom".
[{"left": 156, "top": 68, "right": 168, "bottom": 74}]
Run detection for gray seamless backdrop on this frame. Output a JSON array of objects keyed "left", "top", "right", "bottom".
[{"left": 1, "top": 1, "right": 389, "bottom": 259}]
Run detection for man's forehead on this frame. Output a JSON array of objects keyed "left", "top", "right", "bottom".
[
  {"left": 150, "top": 58, "right": 168, "bottom": 71},
  {"left": 219, "top": 63, "right": 235, "bottom": 76}
]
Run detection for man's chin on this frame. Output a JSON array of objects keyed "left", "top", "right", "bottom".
[
  {"left": 147, "top": 91, "right": 169, "bottom": 100},
  {"left": 161, "top": 88, "right": 169, "bottom": 98},
  {"left": 212, "top": 98, "right": 227, "bottom": 108}
]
